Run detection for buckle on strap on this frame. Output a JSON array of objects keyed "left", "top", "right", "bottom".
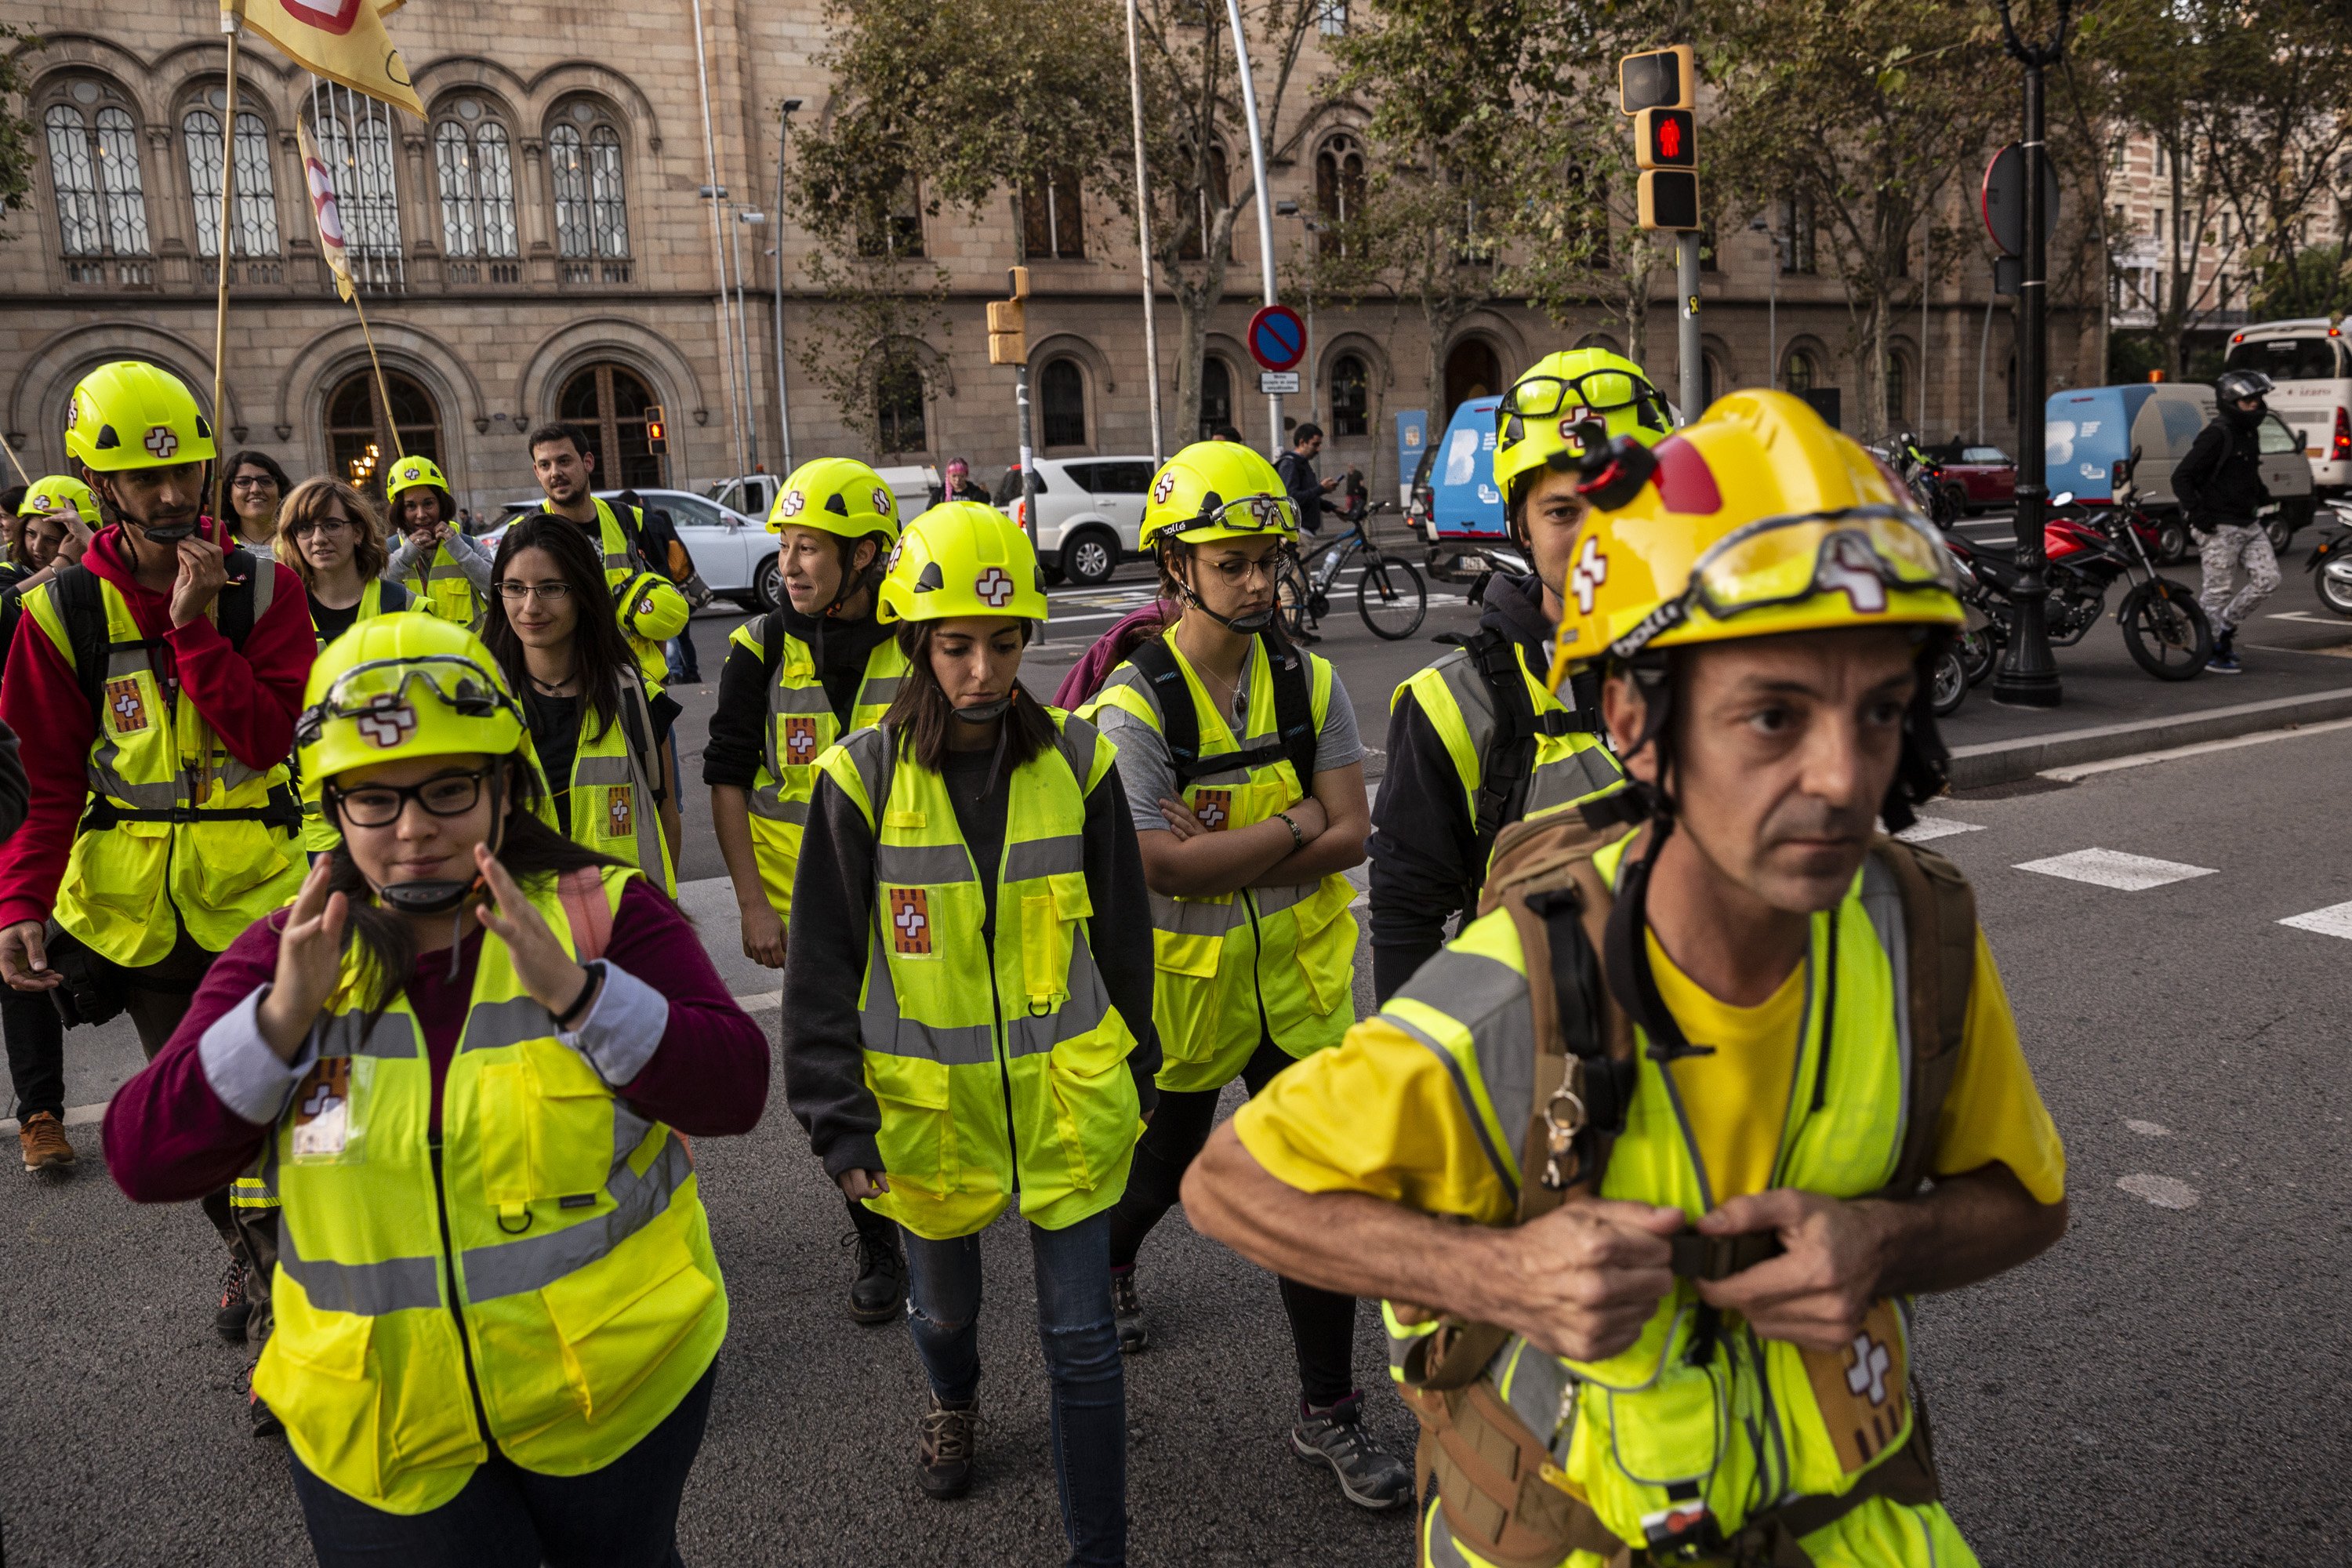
[{"left": 1668, "top": 1230, "right": 1785, "bottom": 1283}]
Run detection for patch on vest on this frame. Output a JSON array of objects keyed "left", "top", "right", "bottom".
[
  {"left": 606, "top": 786, "right": 633, "bottom": 839},
  {"left": 289, "top": 1057, "right": 352, "bottom": 1161},
  {"left": 1802, "top": 1298, "right": 1911, "bottom": 1475},
  {"left": 888, "top": 887, "right": 933, "bottom": 956},
  {"left": 354, "top": 699, "right": 416, "bottom": 749},
  {"left": 104, "top": 677, "right": 148, "bottom": 734},
  {"left": 1191, "top": 788, "right": 1232, "bottom": 831},
  {"left": 783, "top": 715, "right": 818, "bottom": 764}
]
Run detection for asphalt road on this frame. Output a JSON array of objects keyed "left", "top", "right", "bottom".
[{"left": 5, "top": 557, "right": 2347, "bottom": 1563}]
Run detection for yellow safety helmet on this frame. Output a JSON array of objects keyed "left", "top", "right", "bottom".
[
  {"left": 1138, "top": 441, "right": 1298, "bottom": 549},
  {"left": 878, "top": 501, "right": 1048, "bottom": 623},
  {"left": 1550, "top": 390, "right": 1962, "bottom": 680},
  {"left": 18, "top": 474, "right": 100, "bottom": 529},
  {"left": 64, "top": 361, "right": 217, "bottom": 473},
  {"left": 385, "top": 454, "right": 452, "bottom": 501},
  {"left": 1493, "top": 347, "right": 1671, "bottom": 509},
  {"left": 296, "top": 612, "right": 528, "bottom": 784},
  {"left": 768, "top": 456, "right": 902, "bottom": 544}
]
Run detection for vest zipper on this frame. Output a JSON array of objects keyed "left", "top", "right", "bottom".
[{"left": 427, "top": 1130, "right": 495, "bottom": 1444}]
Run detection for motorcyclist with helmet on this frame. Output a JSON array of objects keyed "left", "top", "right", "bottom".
[{"left": 2174, "top": 368, "right": 2282, "bottom": 673}]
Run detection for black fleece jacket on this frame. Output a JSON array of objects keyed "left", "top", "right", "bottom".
[
  {"left": 780, "top": 726, "right": 1162, "bottom": 1181},
  {"left": 1367, "top": 571, "right": 1556, "bottom": 1004},
  {"left": 2172, "top": 410, "right": 2271, "bottom": 528},
  {"left": 702, "top": 604, "right": 897, "bottom": 788}
]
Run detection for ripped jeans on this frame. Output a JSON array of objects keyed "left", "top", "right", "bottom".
[{"left": 902, "top": 1211, "right": 1125, "bottom": 1567}]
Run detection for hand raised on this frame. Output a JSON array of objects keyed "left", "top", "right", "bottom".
[
  {"left": 256, "top": 858, "right": 350, "bottom": 1061},
  {"left": 472, "top": 844, "right": 595, "bottom": 1018},
  {"left": 170, "top": 534, "right": 228, "bottom": 626}
]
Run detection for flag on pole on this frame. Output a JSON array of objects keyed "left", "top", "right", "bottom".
[
  {"left": 228, "top": 0, "right": 424, "bottom": 117},
  {"left": 296, "top": 118, "right": 357, "bottom": 301}
]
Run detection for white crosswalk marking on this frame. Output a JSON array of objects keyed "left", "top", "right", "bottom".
[
  {"left": 2278, "top": 900, "right": 2352, "bottom": 939},
  {"left": 1894, "top": 817, "right": 1985, "bottom": 844},
  {"left": 2013, "top": 848, "right": 2216, "bottom": 891}
]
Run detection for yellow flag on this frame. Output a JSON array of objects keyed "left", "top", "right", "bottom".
[
  {"left": 227, "top": 0, "right": 424, "bottom": 118},
  {"left": 296, "top": 118, "right": 358, "bottom": 302}
]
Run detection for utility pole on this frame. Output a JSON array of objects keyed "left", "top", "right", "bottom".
[
  {"left": 1222, "top": 0, "right": 1283, "bottom": 448},
  {"left": 1992, "top": 0, "right": 2070, "bottom": 709},
  {"left": 772, "top": 98, "right": 802, "bottom": 476},
  {"left": 990, "top": 268, "right": 1039, "bottom": 549},
  {"left": 1123, "top": 0, "right": 1163, "bottom": 464}
]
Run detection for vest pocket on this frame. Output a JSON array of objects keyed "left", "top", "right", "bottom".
[
  {"left": 867, "top": 1052, "right": 958, "bottom": 1196},
  {"left": 539, "top": 1221, "right": 718, "bottom": 1422},
  {"left": 185, "top": 818, "right": 296, "bottom": 910},
  {"left": 476, "top": 1047, "right": 616, "bottom": 1221},
  {"left": 1287, "top": 875, "right": 1359, "bottom": 1018},
  {"left": 1585, "top": 1363, "right": 1725, "bottom": 1534},
  {"left": 1046, "top": 1034, "right": 1138, "bottom": 1192}
]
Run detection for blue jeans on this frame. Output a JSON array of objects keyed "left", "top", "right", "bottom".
[
  {"left": 287, "top": 1359, "right": 716, "bottom": 1567},
  {"left": 903, "top": 1212, "right": 1127, "bottom": 1568}
]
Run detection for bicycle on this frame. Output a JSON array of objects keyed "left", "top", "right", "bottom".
[{"left": 1278, "top": 503, "right": 1428, "bottom": 642}]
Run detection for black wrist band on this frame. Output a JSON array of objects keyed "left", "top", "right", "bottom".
[{"left": 554, "top": 964, "right": 601, "bottom": 1031}]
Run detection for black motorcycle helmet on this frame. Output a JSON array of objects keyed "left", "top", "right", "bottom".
[{"left": 2216, "top": 369, "right": 2274, "bottom": 423}]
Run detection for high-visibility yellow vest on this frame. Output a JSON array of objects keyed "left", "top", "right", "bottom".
[
  {"left": 551, "top": 670, "right": 677, "bottom": 894},
  {"left": 297, "top": 579, "right": 413, "bottom": 854},
  {"left": 726, "top": 614, "right": 906, "bottom": 921},
  {"left": 1383, "top": 832, "right": 1972, "bottom": 1567},
  {"left": 1082, "top": 641, "right": 1359, "bottom": 1093},
  {"left": 543, "top": 498, "right": 689, "bottom": 684},
  {"left": 252, "top": 865, "right": 727, "bottom": 1515},
  {"left": 23, "top": 570, "right": 304, "bottom": 967},
  {"left": 401, "top": 538, "right": 484, "bottom": 630},
  {"left": 815, "top": 712, "right": 1143, "bottom": 1242}
]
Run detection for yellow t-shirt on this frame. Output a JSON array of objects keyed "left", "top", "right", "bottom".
[{"left": 1235, "top": 924, "right": 2065, "bottom": 1220}]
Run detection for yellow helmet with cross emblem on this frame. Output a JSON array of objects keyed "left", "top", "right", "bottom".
[
  {"left": 64, "top": 361, "right": 218, "bottom": 474},
  {"left": 768, "top": 456, "right": 902, "bottom": 544},
  {"left": 1492, "top": 347, "right": 1671, "bottom": 509},
  {"left": 296, "top": 612, "right": 529, "bottom": 782},
  {"left": 385, "top": 454, "right": 452, "bottom": 501},
  {"left": 1138, "top": 441, "right": 1298, "bottom": 548},
  {"left": 18, "top": 474, "right": 101, "bottom": 529},
  {"left": 877, "top": 501, "right": 1048, "bottom": 623}
]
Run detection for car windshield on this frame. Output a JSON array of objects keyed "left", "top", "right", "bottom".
[
  {"left": 2225, "top": 336, "right": 2346, "bottom": 382},
  {"left": 1962, "top": 447, "right": 2010, "bottom": 464}
]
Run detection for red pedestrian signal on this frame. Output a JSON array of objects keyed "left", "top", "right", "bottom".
[
  {"left": 646, "top": 405, "right": 668, "bottom": 455},
  {"left": 1635, "top": 108, "right": 1696, "bottom": 171}
]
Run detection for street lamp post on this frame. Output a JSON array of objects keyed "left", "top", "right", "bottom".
[
  {"left": 1991, "top": 0, "right": 2070, "bottom": 709},
  {"left": 699, "top": 183, "right": 746, "bottom": 478},
  {"left": 1750, "top": 217, "right": 1784, "bottom": 390},
  {"left": 731, "top": 208, "right": 764, "bottom": 476},
  {"left": 772, "top": 98, "right": 802, "bottom": 476}
]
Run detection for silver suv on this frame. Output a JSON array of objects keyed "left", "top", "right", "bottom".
[{"left": 993, "top": 456, "right": 1156, "bottom": 586}]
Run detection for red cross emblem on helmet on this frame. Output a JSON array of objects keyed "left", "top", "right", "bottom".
[
  {"left": 1152, "top": 471, "right": 1178, "bottom": 505},
  {"left": 144, "top": 426, "right": 180, "bottom": 460},
  {"left": 974, "top": 567, "right": 1016, "bottom": 608},
  {"left": 778, "top": 489, "right": 807, "bottom": 518},
  {"left": 354, "top": 699, "right": 417, "bottom": 749},
  {"left": 871, "top": 487, "right": 891, "bottom": 516}
]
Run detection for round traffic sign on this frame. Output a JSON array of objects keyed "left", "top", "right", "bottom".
[
  {"left": 1247, "top": 304, "right": 1307, "bottom": 373},
  {"left": 1981, "top": 143, "right": 2060, "bottom": 259}
]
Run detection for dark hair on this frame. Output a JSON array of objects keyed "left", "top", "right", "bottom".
[
  {"left": 526, "top": 423, "right": 593, "bottom": 460},
  {"left": 883, "top": 619, "right": 1056, "bottom": 776},
  {"left": 1292, "top": 422, "right": 1324, "bottom": 445},
  {"left": 1212, "top": 424, "right": 1243, "bottom": 443},
  {"left": 321, "top": 757, "right": 622, "bottom": 1015},
  {"left": 1, "top": 485, "right": 24, "bottom": 517},
  {"left": 223, "top": 448, "right": 292, "bottom": 494},
  {"left": 481, "top": 515, "right": 637, "bottom": 742}
]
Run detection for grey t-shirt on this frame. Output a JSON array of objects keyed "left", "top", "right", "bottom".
[{"left": 1091, "top": 640, "right": 1364, "bottom": 833}]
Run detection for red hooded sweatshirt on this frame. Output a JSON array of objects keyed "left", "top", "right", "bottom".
[{"left": 0, "top": 518, "right": 313, "bottom": 934}]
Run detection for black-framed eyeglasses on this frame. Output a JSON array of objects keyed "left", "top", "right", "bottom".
[
  {"left": 289, "top": 515, "right": 356, "bottom": 539},
  {"left": 496, "top": 580, "right": 574, "bottom": 602},
  {"left": 231, "top": 476, "right": 280, "bottom": 492},
  {"left": 326, "top": 768, "right": 492, "bottom": 829}
]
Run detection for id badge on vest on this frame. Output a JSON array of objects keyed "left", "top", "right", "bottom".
[{"left": 289, "top": 1054, "right": 374, "bottom": 1165}]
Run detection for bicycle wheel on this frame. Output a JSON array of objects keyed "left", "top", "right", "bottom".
[{"left": 1356, "top": 553, "right": 1427, "bottom": 640}]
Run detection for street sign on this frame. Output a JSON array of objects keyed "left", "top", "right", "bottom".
[
  {"left": 1981, "top": 143, "right": 2060, "bottom": 258},
  {"left": 1247, "top": 303, "right": 1308, "bottom": 372},
  {"left": 1258, "top": 371, "right": 1300, "bottom": 395},
  {"left": 1618, "top": 45, "right": 1694, "bottom": 114},
  {"left": 1635, "top": 108, "right": 1695, "bottom": 169}
]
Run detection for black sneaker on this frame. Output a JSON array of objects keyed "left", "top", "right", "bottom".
[
  {"left": 215, "top": 1260, "right": 250, "bottom": 1345},
  {"left": 916, "top": 1395, "right": 982, "bottom": 1500},
  {"left": 843, "top": 1227, "right": 906, "bottom": 1325},
  {"left": 1111, "top": 1265, "right": 1148, "bottom": 1353},
  {"left": 248, "top": 1385, "right": 284, "bottom": 1439},
  {"left": 1290, "top": 1392, "right": 1413, "bottom": 1511}
]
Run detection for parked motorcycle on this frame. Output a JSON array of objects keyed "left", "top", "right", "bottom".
[
  {"left": 2306, "top": 498, "right": 2352, "bottom": 618},
  {"left": 1884, "top": 433, "right": 1959, "bottom": 528},
  {"left": 1947, "top": 487, "right": 2211, "bottom": 680},
  {"left": 2098, "top": 445, "right": 2192, "bottom": 565},
  {"left": 1930, "top": 549, "right": 1996, "bottom": 718}
]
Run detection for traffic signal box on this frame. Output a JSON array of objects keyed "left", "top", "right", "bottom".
[
  {"left": 1621, "top": 45, "right": 1700, "bottom": 233},
  {"left": 989, "top": 266, "right": 1030, "bottom": 367},
  {"left": 646, "top": 405, "right": 668, "bottom": 455}
]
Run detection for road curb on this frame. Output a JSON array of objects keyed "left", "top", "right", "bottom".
[{"left": 1948, "top": 685, "right": 2352, "bottom": 787}]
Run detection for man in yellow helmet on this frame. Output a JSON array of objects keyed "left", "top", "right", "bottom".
[
  {"left": 705, "top": 456, "right": 913, "bottom": 1323},
  {"left": 383, "top": 454, "right": 491, "bottom": 630},
  {"left": 1369, "top": 348, "right": 1664, "bottom": 1003},
  {"left": 1185, "top": 391, "right": 2067, "bottom": 1568},
  {"left": 0, "top": 361, "right": 310, "bottom": 1329}
]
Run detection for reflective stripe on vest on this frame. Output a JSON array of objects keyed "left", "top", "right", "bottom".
[
  {"left": 23, "top": 571, "right": 303, "bottom": 967},
  {"left": 1388, "top": 833, "right": 1962, "bottom": 1565},
  {"left": 563, "top": 671, "right": 676, "bottom": 893},
  {"left": 252, "top": 865, "right": 726, "bottom": 1516},
  {"left": 1081, "top": 642, "right": 1358, "bottom": 1093},
  {"left": 729, "top": 616, "right": 907, "bottom": 921},
  {"left": 1395, "top": 639, "right": 1623, "bottom": 845},
  {"left": 814, "top": 713, "right": 1142, "bottom": 1243}
]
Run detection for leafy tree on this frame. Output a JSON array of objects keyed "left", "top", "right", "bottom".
[
  {"left": 2252, "top": 243, "right": 2352, "bottom": 321},
  {"left": 0, "top": 25, "right": 40, "bottom": 239}
]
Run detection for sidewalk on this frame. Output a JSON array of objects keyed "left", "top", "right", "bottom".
[{"left": 1940, "top": 564, "right": 2352, "bottom": 784}]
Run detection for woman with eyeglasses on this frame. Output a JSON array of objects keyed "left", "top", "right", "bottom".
[
  {"left": 103, "top": 612, "right": 767, "bottom": 1566},
  {"left": 224, "top": 449, "right": 294, "bottom": 551},
  {"left": 484, "top": 517, "right": 682, "bottom": 893}
]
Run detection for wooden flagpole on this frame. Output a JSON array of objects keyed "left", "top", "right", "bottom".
[
  {"left": 209, "top": 12, "right": 240, "bottom": 530},
  {"left": 0, "top": 428, "right": 31, "bottom": 487},
  {"left": 349, "top": 286, "right": 405, "bottom": 463}
]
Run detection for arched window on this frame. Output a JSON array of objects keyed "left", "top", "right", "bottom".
[
  {"left": 45, "top": 94, "right": 150, "bottom": 260},
  {"left": 1198, "top": 357, "right": 1233, "bottom": 440},
  {"left": 549, "top": 102, "right": 631, "bottom": 280},
  {"left": 183, "top": 101, "right": 281, "bottom": 258},
  {"left": 1784, "top": 349, "right": 1819, "bottom": 394},
  {"left": 1443, "top": 339, "right": 1500, "bottom": 418},
  {"left": 434, "top": 102, "right": 519, "bottom": 274},
  {"left": 558, "top": 361, "right": 665, "bottom": 488},
  {"left": 310, "top": 106, "right": 401, "bottom": 261},
  {"left": 1885, "top": 351, "right": 1909, "bottom": 425},
  {"left": 326, "top": 368, "right": 441, "bottom": 495},
  {"left": 1040, "top": 358, "right": 1087, "bottom": 448},
  {"left": 1315, "top": 134, "right": 1364, "bottom": 255},
  {"left": 1329, "top": 352, "right": 1369, "bottom": 437},
  {"left": 873, "top": 356, "right": 927, "bottom": 454}
]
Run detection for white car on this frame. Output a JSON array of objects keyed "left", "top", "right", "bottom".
[
  {"left": 991, "top": 456, "right": 1156, "bottom": 586},
  {"left": 707, "top": 464, "right": 938, "bottom": 527},
  {"left": 489, "top": 488, "right": 779, "bottom": 610}
]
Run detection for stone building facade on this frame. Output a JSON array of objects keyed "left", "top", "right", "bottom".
[{"left": 2, "top": 2, "right": 2084, "bottom": 515}]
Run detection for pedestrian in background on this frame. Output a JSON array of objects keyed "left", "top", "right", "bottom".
[
  {"left": 940, "top": 456, "right": 989, "bottom": 505},
  {"left": 222, "top": 448, "right": 293, "bottom": 552},
  {"left": 385, "top": 456, "right": 492, "bottom": 630},
  {"left": 2176, "top": 368, "right": 2282, "bottom": 673}
]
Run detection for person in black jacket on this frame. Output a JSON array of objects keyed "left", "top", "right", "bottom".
[{"left": 2174, "top": 370, "right": 2282, "bottom": 673}]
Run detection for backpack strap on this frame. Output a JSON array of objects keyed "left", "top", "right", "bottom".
[
  {"left": 1454, "top": 628, "right": 1577, "bottom": 893},
  {"left": 1124, "top": 635, "right": 1207, "bottom": 782},
  {"left": 1263, "top": 632, "right": 1320, "bottom": 788},
  {"left": 556, "top": 866, "right": 615, "bottom": 962},
  {"left": 1875, "top": 836, "right": 1977, "bottom": 1197},
  {"left": 51, "top": 563, "right": 109, "bottom": 722},
  {"left": 1126, "top": 631, "right": 1321, "bottom": 789}
]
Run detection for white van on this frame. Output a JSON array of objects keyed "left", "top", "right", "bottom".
[{"left": 2223, "top": 319, "right": 2352, "bottom": 494}]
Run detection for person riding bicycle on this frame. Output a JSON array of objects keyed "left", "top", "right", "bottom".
[
  {"left": 1367, "top": 347, "right": 1667, "bottom": 1001},
  {"left": 2175, "top": 368, "right": 2281, "bottom": 674}
]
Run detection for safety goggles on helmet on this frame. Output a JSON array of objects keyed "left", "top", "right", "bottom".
[
  {"left": 1613, "top": 505, "right": 1960, "bottom": 659},
  {"left": 294, "top": 655, "right": 524, "bottom": 753},
  {"left": 1154, "top": 491, "right": 1301, "bottom": 541},
  {"left": 1501, "top": 369, "right": 1664, "bottom": 423}
]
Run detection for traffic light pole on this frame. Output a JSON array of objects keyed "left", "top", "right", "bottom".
[
  {"left": 1017, "top": 361, "right": 1040, "bottom": 552},
  {"left": 1992, "top": 0, "right": 2068, "bottom": 709},
  {"left": 1677, "top": 231, "right": 1703, "bottom": 424}
]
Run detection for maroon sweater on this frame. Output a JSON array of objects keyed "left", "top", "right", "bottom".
[{"left": 105, "top": 879, "right": 769, "bottom": 1203}]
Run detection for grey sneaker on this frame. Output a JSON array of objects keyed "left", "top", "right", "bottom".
[
  {"left": 916, "top": 1395, "right": 982, "bottom": 1501},
  {"left": 1290, "top": 1392, "right": 1413, "bottom": 1511},
  {"left": 1111, "top": 1265, "right": 1148, "bottom": 1353}
]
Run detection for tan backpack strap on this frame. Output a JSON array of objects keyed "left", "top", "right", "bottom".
[
  {"left": 558, "top": 866, "right": 615, "bottom": 964},
  {"left": 1762, "top": 1385, "right": 1944, "bottom": 1555},
  {"left": 1876, "top": 839, "right": 1977, "bottom": 1196}
]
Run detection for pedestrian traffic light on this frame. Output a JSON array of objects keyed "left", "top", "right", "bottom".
[
  {"left": 989, "top": 266, "right": 1030, "bottom": 367},
  {"left": 645, "top": 405, "right": 668, "bottom": 455},
  {"left": 1638, "top": 172, "right": 1701, "bottom": 231},
  {"left": 1618, "top": 45, "right": 1694, "bottom": 114},
  {"left": 1635, "top": 108, "right": 1695, "bottom": 170}
]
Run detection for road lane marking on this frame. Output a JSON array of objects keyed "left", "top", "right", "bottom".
[
  {"left": 2116, "top": 1174, "right": 2198, "bottom": 1210},
  {"left": 2038, "top": 717, "right": 2352, "bottom": 781},
  {"left": 2278, "top": 900, "right": 2352, "bottom": 940},
  {"left": 1893, "top": 817, "right": 1986, "bottom": 844},
  {"left": 2013, "top": 848, "right": 2216, "bottom": 891}
]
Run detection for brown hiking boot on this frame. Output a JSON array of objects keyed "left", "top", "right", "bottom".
[
  {"left": 19, "top": 1112, "right": 74, "bottom": 1173},
  {"left": 915, "top": 1394, "right": 982, "bottom": 1500}
]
